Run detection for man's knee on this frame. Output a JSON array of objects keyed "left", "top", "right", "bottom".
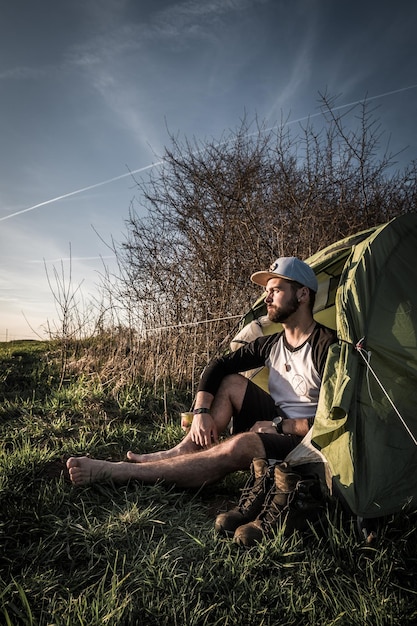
[
  {"left": 218, "top": 372, "right": 248, "bottom": 389},
  {"left": 217, "top": 373, "right": 248, "bottom": 403},
  {"left": 221, "top": 432, "right": 265, "bottom": 463}
]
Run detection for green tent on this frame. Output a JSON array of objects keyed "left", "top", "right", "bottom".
[{"left": 234, "top": 213, "right": 417, "bottom": 518}]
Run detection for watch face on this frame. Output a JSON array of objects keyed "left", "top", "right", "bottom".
[{"left": 273, "top": 416, "right": 283, "bottom": 426}]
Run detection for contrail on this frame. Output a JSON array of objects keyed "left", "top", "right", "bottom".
[
  {"left": 0, "top": 162, "right": 163, "bottom": 222},
  {"left": 284, "top": 83, "right": 417, "bottom": 126},
  {"left": 1, "top": 83, "right": 416, "bottom": 223}
]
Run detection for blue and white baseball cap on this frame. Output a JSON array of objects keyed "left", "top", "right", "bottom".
[{"left": 251, "top": 256, "right": 318, "bottom": 292}]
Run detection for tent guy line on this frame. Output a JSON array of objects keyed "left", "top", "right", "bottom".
[
  {"left": 144, "top": 313, "right": 242, "bottom": 333},
  {"left": 1, "top": 83, "right": 417, "bottom": 224},
  {"left": 355, "top": 337, "right": 417, "bottom": 447}
]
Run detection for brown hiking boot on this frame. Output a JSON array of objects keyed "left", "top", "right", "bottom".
[
  {"left": 233, "top": 462, "right": 324, "bottom": 547},
  {"left": 214, "top": 458, "right": 273, "bottom": 536}
]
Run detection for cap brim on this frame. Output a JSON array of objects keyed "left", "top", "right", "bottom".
[{"left": 250, "top": 271, "right": 291, "bottom": 287}]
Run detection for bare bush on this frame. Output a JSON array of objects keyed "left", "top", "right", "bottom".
[
  {"left": 59, "top": 96, "right": 417, "bottom": 394},
  {"left": 98, "top": 97, "right": 415, "bottom": 388}
]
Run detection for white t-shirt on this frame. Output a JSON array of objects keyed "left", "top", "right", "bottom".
[{"left": 267, "top": 337, "right": 322, "bottom": 419}]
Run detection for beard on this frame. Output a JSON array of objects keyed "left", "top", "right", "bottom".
[{"left": 267, "top": 293, "right": 300, "bottom": 323}]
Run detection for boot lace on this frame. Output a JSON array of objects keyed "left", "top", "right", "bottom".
[{"left": 238, "top": 467, "right": 273, "bottom": 514}]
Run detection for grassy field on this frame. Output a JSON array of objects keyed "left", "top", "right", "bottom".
[{"left": 1, "top": 340, "right": 417, "bottom": 625}]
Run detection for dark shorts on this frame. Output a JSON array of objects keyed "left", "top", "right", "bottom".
[{"left": 234, "top": 379, "right": 303, "bottom": 461}]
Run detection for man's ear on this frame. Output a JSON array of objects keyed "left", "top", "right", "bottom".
[{"left": 298, "top": 288, "right": 308, "bottom": 301}]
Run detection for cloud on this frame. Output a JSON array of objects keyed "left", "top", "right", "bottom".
[
  {"left": 266, "top": 43, "right": 315, "bottom": 119},
  {"left": 159, "top": 0, "right": 268, "bottom": 21},
  {"left": 0, "top": 66, "right": 50, "bottom": 80},
  {"left": 0, "top": 1, "right": 223, "bottom": 84},
  {"left": 68, "top": 0, "right": 269, "bottom": 68}
]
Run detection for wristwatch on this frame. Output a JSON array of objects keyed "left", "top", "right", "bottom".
[
  {"left": 272, "top": 415, "right": 284, "bottom": 433},
  {"left": 193, "top": 407, "right": 211, "bottom": 414}
]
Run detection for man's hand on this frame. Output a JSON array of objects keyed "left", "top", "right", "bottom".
[
  {"left": 250, "top": 421, "right": 277, "bottom": 434},
  {"left": 189, "top": 413, "right": 219, "bottom": 448},
  {"left": 250, "top": 418, "right": 310, "bottom": 436}
]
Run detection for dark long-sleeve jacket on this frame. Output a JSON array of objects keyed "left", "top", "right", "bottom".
[{"left": 198, "top": 323, "right": 337, "bottom": 420}]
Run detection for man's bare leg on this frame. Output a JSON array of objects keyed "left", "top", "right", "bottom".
[
  {"left": 126, "top": 435, "right": 201, "bottom": 463},
  {"left": 67, "top": 431, "right": 265, "bottom": 488},
  {"left": 127, "top": 374, "right": 248, "bottom": 463}
]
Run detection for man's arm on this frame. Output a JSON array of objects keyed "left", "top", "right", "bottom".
[
  {"left": 250, "top": 418, "right": 310, "bottom": 437},
  {"left": 189, "top": 334, "right": 280, "bottom": 448},
  {"left": 197, "top": 333, "right": 279, "bottom": 396}
]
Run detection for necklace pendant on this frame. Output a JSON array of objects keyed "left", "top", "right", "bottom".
[{"left": 285, "top": 363, "right": 291, "bottom": 372}]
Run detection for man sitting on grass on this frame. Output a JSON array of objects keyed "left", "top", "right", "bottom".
[{"left": 67, "top": 257, "right": 337, "bottom": 494}]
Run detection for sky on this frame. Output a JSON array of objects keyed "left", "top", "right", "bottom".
[{"left": 1, "top": 0, "right": 417, "bottom": 341}]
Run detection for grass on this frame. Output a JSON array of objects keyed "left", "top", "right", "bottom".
[{"left": 1, "top": 341, "right": 417, "bottom": 625}]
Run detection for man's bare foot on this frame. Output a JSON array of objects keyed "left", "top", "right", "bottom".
[
  {"left": 66, "top": 456, "right": 120, "bottom": 485},
  {"left": 126, "top": 440, "right": 201, "bottom": 463}
]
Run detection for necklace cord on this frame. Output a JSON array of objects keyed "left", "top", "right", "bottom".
[{"left": 284, "top": 320, "right": 316, "bottom": 372}]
